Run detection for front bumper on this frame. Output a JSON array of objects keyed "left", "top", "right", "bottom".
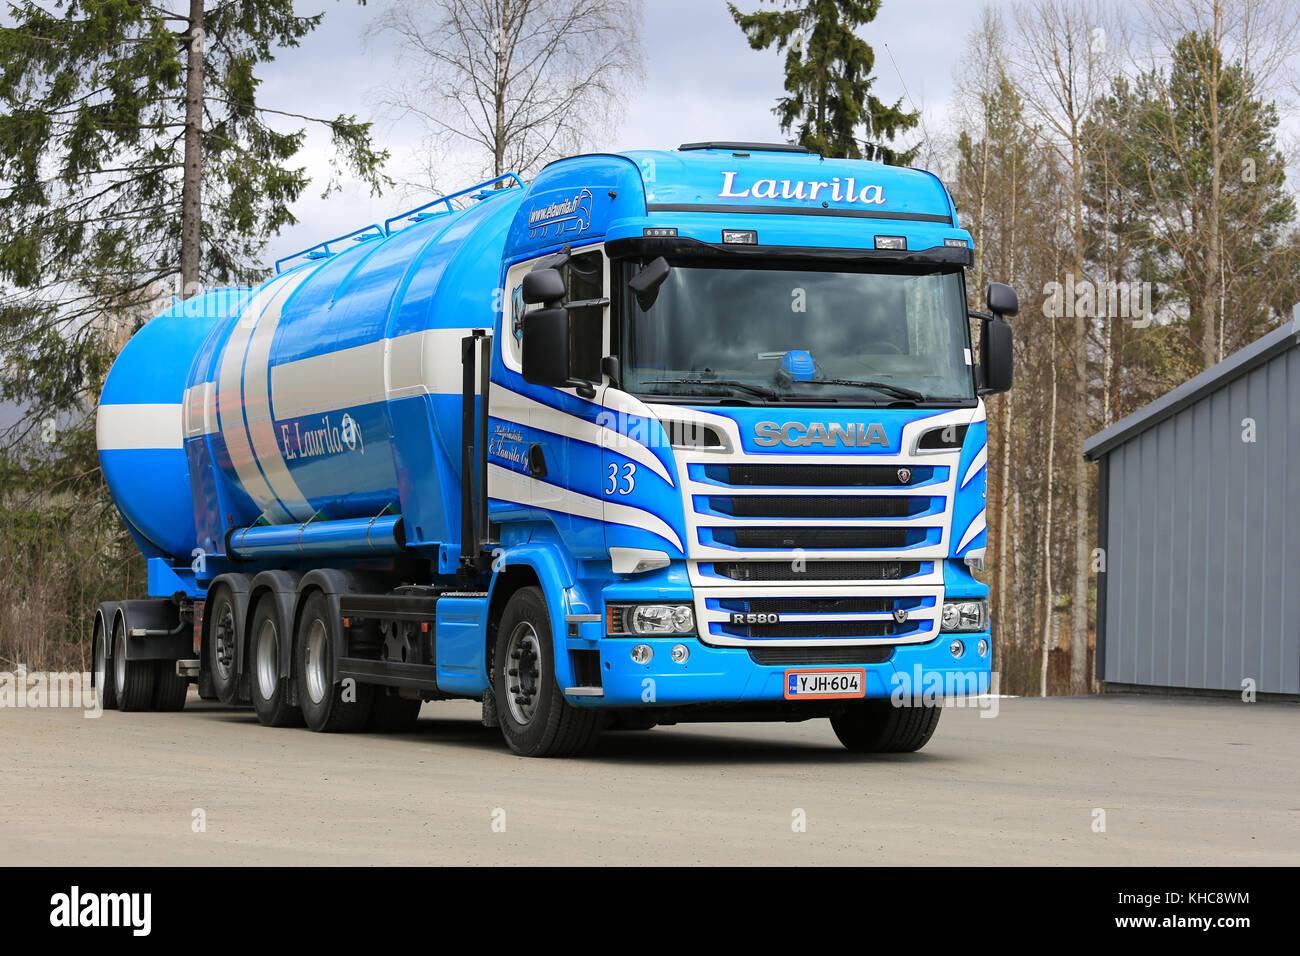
[{"left": 573, "top": 630, "right": 991, "bottom": 707}]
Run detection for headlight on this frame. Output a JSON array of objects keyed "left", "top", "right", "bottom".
[
  {"left": 606, "top": 603, "right": 696, "bottom": 636},
  {"left": 940, "top": 599, "right": 988, "bottom": 633}
]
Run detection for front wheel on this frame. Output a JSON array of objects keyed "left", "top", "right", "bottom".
[
  {"left": 493, "top": 587, "right": 599, "bottom": 758},
  {"left": 830, "top": 700, "right": 942, "bottom": 753}
]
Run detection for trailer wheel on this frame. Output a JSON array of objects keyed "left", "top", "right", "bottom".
[
  {"left": 92, "top": 616, "right": 117, "bottom": 711},
  {"left": 113, "top": 618, "right": 155, "bottom": 712},
  {"left": 829, "top": 700, "right": 942, "bottom": 753},
  {"left": 366, "top": 691, "right": 421, "bottom": 733},
  {"left": 205, "top": 584, "right": 240, "bottom": 704},
  {"left": 152, "top": 661, "right": 190, "bottom": 711},
  {"left": 295, "top": 591, "right": 373, "bottom": 733},
  {"left": 493, "top": 587, "right": 599, "bottom": 757},
  {"left": 249, "top": 594, "right": 303, "bottom": 727}
]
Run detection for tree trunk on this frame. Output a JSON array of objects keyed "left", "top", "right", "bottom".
[
  {"left": 1069, "top": 112, "right": 1090, "bottom": 697},
  {"left": 180, "top": 0, "right": 205, "bottom": 298},
  {"left": 1041, "top": 311, "right": 1058, "bottom": 698}
]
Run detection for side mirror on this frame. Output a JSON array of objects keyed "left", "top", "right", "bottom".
[
  {"left": 628, "top": 256, "right": 671, "bottom": 311},
  {"left": 522, "top": 267, "right": 566, "bottom": 305},
  {"left": 979, "top": 317, "right": 1013, "bottom": 394},
  {"left": 987, "top": 281, "right": 1019, "bottom": 317},
  {"left": 521, "top": 306, "right": 571, "bottom": 388}
]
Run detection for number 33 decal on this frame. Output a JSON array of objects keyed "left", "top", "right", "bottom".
[{"left": 606, "top": 462, "right": 636, "bottom": 495}]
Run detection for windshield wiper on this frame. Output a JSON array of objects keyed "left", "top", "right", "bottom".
[
  {"left": 643, "top": 378, "right": 779, "bottom": 400},
  {"left": 795, "top": 379, "right": 926, "bottom": 402}
]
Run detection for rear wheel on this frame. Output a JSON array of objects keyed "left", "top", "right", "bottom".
[
  {"left": 113, "top": 618, "right": 155, "bottom": 712},
  {"left": 92, "top": 616, "right": 117, "bottom": 711},
  {"left": 493, "top": 587, "right": 599, "bottom": 757},
  {"left": 249, "top": 594, "right": 302, "bottom": 727},
  {"left": 205, "top": 584, "right": 241, "bottom": 704},
  {"left": 830, "top": 700, "right": 942, "bottom": 753},
  {"left": 151, "top": 661, "right": 190, "bottom": 711},
  {"left": 295, "top": 591, "right": 373, "bottom": 733}
]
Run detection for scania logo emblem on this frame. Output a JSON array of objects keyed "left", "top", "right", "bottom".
[
  {"left": 892, "top": 608, "right": 909, "bottom": 624},
  {"left": 897, "top": 468, "right": 912, "bottom": 484},
  {"left": 754, "top": 421, "right": 889, "bottom": 448}
]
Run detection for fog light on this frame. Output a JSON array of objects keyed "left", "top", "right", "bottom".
[
  {"left": 949, "top": 639, "right": 965, "bottom": 657},
  {"left": 977, "top": 639, "right": 989, "bottom": 657},
  {"left": 671, "top": 643, "right": 690, "bottom": 664},
  {"left": 631, "top": 644, "right": 653, "bottom": 664}
]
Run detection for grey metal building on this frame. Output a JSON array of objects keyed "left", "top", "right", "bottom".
[{"left": 1083, "top": 318, "right": 1300, "bottom": 696}]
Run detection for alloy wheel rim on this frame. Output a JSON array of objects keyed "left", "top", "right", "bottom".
[
  {"left": 114, "top": 630, "right": 126, "bottom": 693},
  {"left": 305, "top": 619, "right": 329, "bottom": 705},
  {"left": 504, "top": 622, "right": 543, "bottom": 726},
  {"left": 256, "top": 620, "right": 279, "bottom": 701},
  {"left": 214, "top": 603, "right": 237, "bottom": 681}
]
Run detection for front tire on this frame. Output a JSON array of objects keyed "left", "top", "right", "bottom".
[
  {"left": 249, "top": 594, "right": 302, "bottom": 727},
  {"left": 113, "top": 618, "right": 155, "bottom": 712},
  {"left": 830, "top": 700, "right": 942, "bottom": 753},
  {"left": 295, "top": 591, "right": 373, "bottom": 733},
  {"left": 493, "top": 587, "right": 599, "bottom": 757}
]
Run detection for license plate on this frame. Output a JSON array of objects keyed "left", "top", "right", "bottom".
[{"left": 784, "top": 668, "right": 867, "bottom": 700}]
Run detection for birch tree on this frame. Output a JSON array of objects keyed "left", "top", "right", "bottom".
[{"left": 373, "top": 0, "right": 643, "bottom": 184}]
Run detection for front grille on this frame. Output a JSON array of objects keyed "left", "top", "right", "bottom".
[
  {"left": 721, "top": 527, "right": 914, "bottom": 550},
  {"left": 710, "top": 495, "right": 924, "bottom": 519},
  {"left": 726, "top": 621, "right": 895, "bottom": 639},
  {"left": 721, "top": 596, "right": 904, "bottom": 614},
  {"left": 710, "top": 560, "right": 922, "bottom": 581},
  {"left": 749, "top": 645, "right": 895, "bottom": 666},
  {"left": 704, "top": 464, "right": 929, "bottom": 487}
]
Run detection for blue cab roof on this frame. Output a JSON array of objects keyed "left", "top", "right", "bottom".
[{"left": 503, "top": 143, "right": 971, "bottom": 264}]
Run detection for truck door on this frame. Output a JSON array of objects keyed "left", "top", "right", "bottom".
[{"left": 491, "top": 249, "right": 609, "bottom": 548}]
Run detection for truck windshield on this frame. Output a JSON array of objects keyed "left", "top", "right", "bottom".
[{"left": 618, "top": 260, "right": 975, "bottom": 405}]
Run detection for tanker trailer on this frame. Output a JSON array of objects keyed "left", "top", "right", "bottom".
[{"left": 94, "top": 145, "right": 1016, "bottom": 757}]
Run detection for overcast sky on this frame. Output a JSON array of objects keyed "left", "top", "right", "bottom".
[{"left": 259, "top": 0, "right": 1014, "bottom": 262}]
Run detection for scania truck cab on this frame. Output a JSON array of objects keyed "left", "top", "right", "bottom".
[{"left": 94, "top": 141, "right": 1016, "bottom": 757}]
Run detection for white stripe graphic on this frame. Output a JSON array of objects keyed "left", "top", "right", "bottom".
[
  {"left": 273, "top": 327, "right": 476, "bottom": 421},
  {"left": 957, "top": 510, "right": 987, "bottom": 552},
  {"left": 962, "top": 445, "right": 987, "bottom": 488},
  {"left": 217, "top": 273, "right": 298, "bottom": 524},
  {"left": 488, "top": 463, "right": 683, "bottom": 551},
  {"left": 492, "top": 386, "right": 673, "bottom": 486},
  {"left": 245, "top": 268, "right": 316, "bottom": 520},
  {"left": 97, "top": 403, "right": 183, "bottom": 451},
  {"left": 182, "top": 381, "right": 217, "bottom": 438}
]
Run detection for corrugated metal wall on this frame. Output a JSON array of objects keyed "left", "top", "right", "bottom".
[{"left": 1098, "top": 346, "right": 1300, "bottom": 694}]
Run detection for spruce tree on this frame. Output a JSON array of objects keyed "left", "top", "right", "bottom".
[{"left": 729, "top": 0, "right": 918, "bottom": 163}]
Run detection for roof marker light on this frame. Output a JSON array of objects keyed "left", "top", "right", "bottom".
[
  {"left": 722, "top": 229, "right": 757, "bottom": 245},
  {"left": 945, "top": 238, "right": 971, "bottom": 248},
  {"left": 643, "top": 227, "right": 677, "bottom": 238},
  {"left": 875, "top": 235, "right": 906, "bottom": 250}
]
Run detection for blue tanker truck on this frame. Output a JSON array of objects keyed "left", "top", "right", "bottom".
[{"left": 92, "top": 142, "right": 1016, "bottom": 757}]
